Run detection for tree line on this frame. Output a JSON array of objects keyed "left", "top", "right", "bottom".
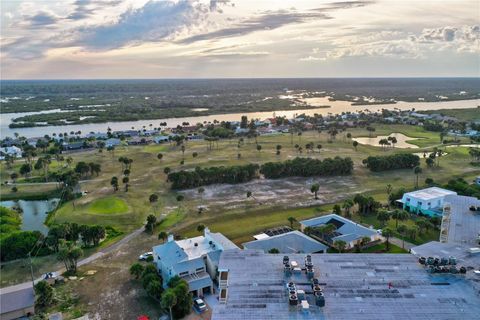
[
  {"left": 362, "top": 153, "right": 419, "bottom": 172},
  {"left": 260, "top": 156, "right": 353, "bottom": 179},
  {"left": 168, "top": 164, "right": 259, "bottom": 189}
]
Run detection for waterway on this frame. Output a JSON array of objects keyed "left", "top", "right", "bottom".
[
  {"left": 1, "top": 98, "right": 478, "bottom": 139},
  {"left": 0, "top": 199, "right": 59, "bottom": 234}
]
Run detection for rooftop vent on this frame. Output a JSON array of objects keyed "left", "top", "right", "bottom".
[{"left": 194, "top": 243, "right": 198, "bottom": 247}]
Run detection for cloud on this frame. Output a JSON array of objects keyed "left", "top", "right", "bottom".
[
  {"left": 23, "top": 11, "right": 59, "bottom": 28},
  {"left": 299, "top": 55, "right": 326, "bottom": 61},
  {"left": 180, "top": 9, "right": 332, "bottom": 44},
  {"left": 67, "top": 0, "right": 123, "bottom": 21},
  {"left": 71, "top": 0, "right": 219, "bottom": 50}
]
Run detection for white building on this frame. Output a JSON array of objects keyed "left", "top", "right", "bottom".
[
  {"left": 0, "top": 146, "right": 22, "bottom": 160},
  {"left": 400, "top": 187, "right": 457, "bottom": 216},
  {"left": 105, "top": 138, "right": 121, "bottom": 147},
  {"left": 152, "top": 228, "right": 238, "bottom": 296}
]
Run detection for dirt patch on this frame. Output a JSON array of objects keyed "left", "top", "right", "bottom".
[{"left": 180, "top": 176, "right": 361, "bottom": 210}]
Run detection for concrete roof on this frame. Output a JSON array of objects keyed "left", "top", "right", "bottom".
[
  {"left": 0, "top": 285, "right": 35, "bottom": 314},
  {"left": 300, "top": 214, "right": 376, "bottom": 242},
  {"left": 403, "top": 187, "right": 457, "bottom": 201},
  {"left": 243, "top": 231, "right": 328, "bottom": 253},
  {"left": 213, "top": 250, "right": 480, "bottom": 320},
  {"left": 443, "top": 195, "right": 480, "bottom": 246}
]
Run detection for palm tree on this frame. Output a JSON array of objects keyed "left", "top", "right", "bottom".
[
  {"left": 287, "top": 217, "right": 297, "bottom": 229},
  {"left": 413, "top": 166, "right": 422, "bottom": 188},
  {"left": 161, "top": 290, "right": 177, "bottom": 320},
  {"left": 352, "top": 141, "right": 359, "bottom": 151},
  {"left": 391, "top": 209, "right": 409, "bottom": 228},
  {"left": 158, "top": 231, "right": 168, "bottom": 242},
  {"left": 256, "top": 144, "right": 262, "bottom": 152},
  {"left": 334, "top": 240, "right": 347, "bottom": 253},
  {"left": 397, "top": 224, "right": 407, "bottom": 249},
  {"left": 382, "top": 227, "right": 393, "bottom": 251},
  {"left": 310, "top": 183, "right": 320, "bottom": 199},
  {"left": 157, "top": 153, "right": 163, "bottom": 160},
  {"left": 342, "top": 199, "right": 354, "bottom": 217},
  {"left": 377, "top": 210, "right": 390, "bottom": 227},
  {"left": 385, "top": 184, "right": 393, "bottom": 207},
  {"left": 197, "top": 224, "right": 206, "bottom": 233},
  {"left": 276, "top": 144, "right": 282, "bottom": 155}
]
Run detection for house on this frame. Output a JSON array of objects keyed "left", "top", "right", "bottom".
[
  {"left": 105, "top": 138, "right": 121, "bottom": 148},
  {"left": 476, "top": 176, "right": 480, "bottom": 186},
  {"left": 235, "top": 127, "right": 250, "bottom": 135},
  {"left": 300, "top": 214, "right": 380, "bottom": 249},
  {"left": 127, "top": 137, "right": 152, "bottom": 145},
  {"left": 0, "top": 146, "right": 22, "bottom": 160},
  {"left": 152, "top": 228, "right": 238, "bottom": 296},
  {"left": 400, "top": 187, "right": 457, "bottom": 216},
  {"left": 0, "top": 285, "right": 35, "bottom": 320},
  {"left": 62, "top": 141, "right": 86, "bottom": 151},
  {"left": 153, "top": 135, "right": 170, "bottom": 144},
  {"left": 242, "top": 231, "right": 327, "bottom": 254},
  {"left": 86, "top": 132, "right": 108, "bottom": 140}
]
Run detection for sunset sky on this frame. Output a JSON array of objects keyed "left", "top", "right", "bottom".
[{"left": 1, "top": 0, "right": 479, "bottom": 79}]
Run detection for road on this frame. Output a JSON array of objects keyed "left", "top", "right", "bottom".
[{"left": 0, "top": 225, "right": 145, "bottom": 293}]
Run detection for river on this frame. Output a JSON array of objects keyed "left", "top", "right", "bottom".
[{"left": 1, "top": 98, "right": 479, "bottom": 139}]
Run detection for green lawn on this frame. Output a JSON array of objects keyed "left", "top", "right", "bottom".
[
  {"left": 86, "top": 196, "right": 129, "bottom": 214},
  {"left": 362, "top": 243, "right": 408, "bottom": 253}
]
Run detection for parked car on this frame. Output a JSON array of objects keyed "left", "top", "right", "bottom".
[
  {"left": 193, "top": 298, "right": 207, "bottom": 313},
  {"left": 139, "top": 252, "right": 153, "bottom": 261}
]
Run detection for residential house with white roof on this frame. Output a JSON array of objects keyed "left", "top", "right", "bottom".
[
  {"left": 152, "top": 228, "right": 238, "bottom": 296},
  {"left": 400, "top": 187, "right": 457, "bottom": 216},
  {"left": 0, "top": 146, "right": 22, "bottom": 160},
  {"left": 300, "top": 214, "right": 380, "bottom": 249}
]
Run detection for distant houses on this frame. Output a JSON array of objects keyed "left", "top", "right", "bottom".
[
  {"left": 0, "top": 146, "right": 22, "bottom": 160},
  {"left": 152, "top": 228, "right": 238, "bottom": 296},
  {"left": 399, "top": 187, "right": 457, "bottom": 217},
  {"left": 300, "top": 214, "right": 380, "bottom": 249}
]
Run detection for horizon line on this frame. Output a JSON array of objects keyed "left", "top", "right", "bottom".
[{"left": 1, "top": 76, "right": 480, "bottom": 81}]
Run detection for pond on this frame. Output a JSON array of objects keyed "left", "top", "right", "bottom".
[
  {"left": 352, "top": 133, "right": 420, "bottom": 149},
  {"left": 0, "top": 199, "right": 59, "bottom": 235}
]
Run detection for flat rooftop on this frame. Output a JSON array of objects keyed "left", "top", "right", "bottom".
[
  {"left": 404, "top": 187, "right": 457, "bottom": 201},
  {"left": 212, "top": 250, "right": 480, "bottom": 320},
  {"left": 444, "top": 195, "right": 480, "bottom": 246}
]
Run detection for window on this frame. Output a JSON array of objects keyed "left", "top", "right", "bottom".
[
  {"left": 196, "top": 267, "right": 205, "bottom": 273},
  {"left": 418, "top": 201, "right": 422, "bottom": 206},
  {"left": 179, "top": 271, "right": 189, "bottom": 277},
  {"left": 406, "top": 198, "right": 410, "bottom": 202}
]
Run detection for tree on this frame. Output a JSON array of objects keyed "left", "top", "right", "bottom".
[
  {"left": 268, "top": 248, "right": 280, "bottom": 253},
  {"left": 413, "top": 166, "right": 422, "bottom": 188},
  {"left": 287, "top": 216, "right": 296, "bottom": 229},
  {"left": 147, "top": 280, "right": 163, "bottom": 301},
  {"left": 161, "top": 289, "right": 177, "bottom": 320},
  {"left": 342, "top": 199, "right": 354, "bottom": 217},
  {"left": 391, "top": 209, "right": 409, "bottom": 228},
  {"left": 146, "top": 214, "right": 157, "bottom": 233},
  {"left": 157, "top": 153, "right": 163, "bottom": 160},
  {"left": 122, "top": 176, "right": 129, "bottom": 192},
  {"left": 10, "top": 172, "right": 18, "bottom": 183},
  {"left": 310, "top": 183, "right": 320, "bottom": 199},
  {"left": 276, "top": 144, "right": 282, "bottom": 155},
  {"left": 19, "top": 163, "right": 31, "bottom": 177},
  {"left": 426, "top": 157, "right": 435, "bottom": 168},
  {"left": 333, "top": 204, "right": 342, "bottom": 216},
  {"left": 352, "top": 140, "right": 359, "bottom": 151},
  {"left": 176, "top": 194, "right": 184, "bottom": 202},
  {"left": 197, "top": 187, "right": 205, "bottom": 198},
  {"left": 57, "top": 242, "right": 83, "bottom": 274},
  {"left": 397, "top": 224, "right": 408, "bottom": 249},
  {"left": 377, "top": 210, "right": 390, "bottom": 227},
  {"left": 110, "top": 176, "right": 119, "bottom": 191},
  {"left": 256, "top": 144, "right": 262, "bottom": 152},
  {"left": 180, "top": 145, "right": 186, "bottom": 160},
  {"left": 197, "top": 224, "right": 206, "bottom": 233},
  {"left": 385, "top": 184, "right": 393, "bottom": 208},
  {"left": 130, "top": 263, "right": 144, "bottom": 279},
  {"left": 334, "top": 240, "right": 347, "bottom": 253},
  {"left": 35, "top": 281, "right": 54, "bottom": 308},
  {"left": 158, "top": 231, "right": 168, "bottom": 242},
  {"left": 382, "top": 227, "right": 393, "bottom": 251}
]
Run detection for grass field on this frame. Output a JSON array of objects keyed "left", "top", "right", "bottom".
[
  {"left": 86, "top": 196, "right": 129, "bottom": 215},
  {"left": 1, "top": 124, "right": 478, "bottom": 240}
]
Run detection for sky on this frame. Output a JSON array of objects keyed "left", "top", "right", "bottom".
[{"left": 1, "top": 0, "right": 479, "bottom": 79}]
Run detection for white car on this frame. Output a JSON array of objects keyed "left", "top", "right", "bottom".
[
  {"left": 194, "top": 298, "right": 207, "bottom": 312},
  {"left": 138, "top": 252, "right": 153, "bottom": 261}
]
